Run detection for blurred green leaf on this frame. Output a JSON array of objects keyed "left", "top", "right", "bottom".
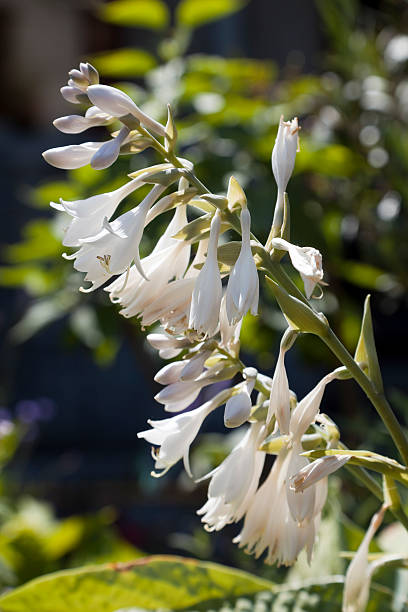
[
  {"left": 29, "top": 182, "right": 80, "bottom": 209},
  {"left": 0, "top": 555, "right": 273, "bottom": 612},
  {"left": 99, "top": 0, "right": 170, "bottom": 30},
  {"left": 176, "top": 0, "right": 246, "bottom": 28},
  {"left": 3, "top": 221, "right": 61, "bottom": 264},
  {"left": 90, "top": 49, "right": 157, "bottom": 77}
]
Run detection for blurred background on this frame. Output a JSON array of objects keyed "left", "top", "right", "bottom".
[{"left": 0, "top": 0, "right": 407, "bottom": 588}]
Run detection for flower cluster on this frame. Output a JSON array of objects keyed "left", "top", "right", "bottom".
[{"left": 44, "top": 65, "right": 351, "bottom": 569}]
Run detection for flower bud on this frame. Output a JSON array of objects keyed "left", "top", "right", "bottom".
[
  {"left": 42, "top": 142, "right": 103, "bottom": 170},
  {"left": 90, "top": 126, "right": 130, "bottom": 170},
  {"left": 87, "top": 85, "right": 165, "bottom": 136},
  {"left": 224, "top": 392, "right": 252, "bottom": 428},
  {"left": 271, "top": 116, "right": 299, "bottom": 195}
]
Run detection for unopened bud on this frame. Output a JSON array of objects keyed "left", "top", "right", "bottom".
[
  {"left": 90, "top": 126, "right": 130, "bottom": 170},
  {"left": 224, "top": 392, "right": 252, "bottom": 428}
]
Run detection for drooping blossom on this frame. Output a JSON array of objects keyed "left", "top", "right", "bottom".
[{"left": 271, "top": 237, "right": 325, "bottom": 299}]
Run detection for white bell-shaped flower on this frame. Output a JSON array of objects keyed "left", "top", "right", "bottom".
[
  {"left": 225, "top": 207, "right": 259, "bottom": 325},
  {"left": 189, "top": 212, "right": 223, "bottom": 337},
  {"left": 271, "top": 237, "right": 325, "bottom": 299},
  {"left": 138, "top": 399, "right": 215, "bottom": 477},
  {"left": 141, "top": 240, "right": 208, "bottom": 333},
  {"left": 105, "top": 205, "right": 191, "bottom": 318},
  {"left": 70, "top": 185, "right": 165, "bottom": 291},
  {"left": 271, "top": 115, "right": 299, "bottom": 196},
  {"left": 198, "top": 423, "right": 266, "bottom": 531},
  {"left": 285, "top": 441, "right": 316, "bottom": 524},
  {"left": 342, "top": 505, "right": 387, "bottom": 612},
  {"left": 289, "top": 371, "right": 336, "bottom": 441},
  {"left": 224, "top": 369, "right": 256, "bottom": 428},
  {"left": 267, "top": 346, "right": 290, "bottom": 431},
  {"left": 219, "top": 293, "right": 242, "bottom": 352},
  {"left": 51, "top": 177, "right": 146, "bottom": 247}
]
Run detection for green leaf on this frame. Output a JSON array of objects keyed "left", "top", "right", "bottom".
[
  {"left": 0, "top": 555, "right": 273, "bottom": 612},
  {"left": 3, "top": 221, "right": 61, "bottom": 264},
  {"left": 172, "top": 213, "right": 212, "bottom": 242},
  {"left": 99, "top": 0, "right": 169, "bottom": 30},
  {"left": 176, "top": 0, "right": 246, "bottom": 28},
  {"left": 89, "top": 49, "right": 157, "bottom": 78},
  {"left": 354, "top": 295, "right": 384, "bottom": 393}
]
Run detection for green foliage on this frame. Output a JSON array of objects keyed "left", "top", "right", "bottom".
[
  {"left": 176, "top": 0, "right": 246, "bottom": 28},
  {"left": 90, "top": 49, "right": 157, "bottom": 77},
  {"left": 0, "top": 556, "right": 273, "bottom": 612},
  {"left": 99, "top": 0, "right": 170, "bottom": 30},
  {"left": 0, "top": 555, "right": 400, "bottom": 611}
]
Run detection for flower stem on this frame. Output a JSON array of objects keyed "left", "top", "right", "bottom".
[{"left": 322, "top": 327, "right": 408, "bottom": 466}]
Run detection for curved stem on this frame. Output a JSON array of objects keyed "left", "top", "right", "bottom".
[{"left": 322, "top": 327, "right": 408, "bottom": 466}]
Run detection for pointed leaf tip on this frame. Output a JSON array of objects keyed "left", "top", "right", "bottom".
[{"left": 354, "top": 295, "right": 383, "bottom": 393}]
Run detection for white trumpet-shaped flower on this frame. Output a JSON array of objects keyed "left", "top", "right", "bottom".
[
  {"left": 189, "top": 212, "right": 223, "bottom": 337},
  {"left": 87, "top": 84, "right": 166, "bottom": 137},
  {"left": 105, "top": 205, "right": 191, "bottom": 318},
  {"left": 69, "top": 185, "right": 165, "bottom": 291},
  {"left": 271, "top": 115, "right": 299, "bottom": 197},
  {"left": 138, "top": 399, "right": 215, "bottom": 477},
  {"left": 139, "top": 239, "right": 208, "bottom": 333},
  {"left": 53, "top": 106, "right": 113, "bottom": 134},
  {"left": 342, "top": 505, "right": 387, "bottom": 612},
  {"left": 51, "top": 177, "right": 147, "bottom": 247},
  {"left": 267, "top": 345, "right": 290, "bottom": 431},
  {"left": 271, "top": 237, "right": 325, "bottom": 299},
  {"left": 289, "top": 371, "right": 336, "bottom": 441},
  {"left": 225, "top": 207, "right": 259, "bottom": 325},
  {"left": 234, "top": 447, "right": 318, "bottom": 566},
  {"left": 198, "top": 423, "right": 266, "bottom": 531},
  {"left": 219, "top": 293, "right": 242, "bottom": 352}
]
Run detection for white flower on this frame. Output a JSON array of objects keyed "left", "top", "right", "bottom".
[
  {"left": 267, "top": 345, "right": 290, "bottom": 431},
  {"left": 105, "top": 205, "right": 191, "bottom": 318},
  {"left": 342, "top": 505, "right": 387, "bottom": 612},
  {"left": 289, "top": 371, "right": 335, "bottom": 441},
  {"left": 154, "top": 361, "right": 186, "bottom": 385},
  {"left": 139, "top": 239, "right": 208, "bottom": 333},
  {"left": 189, "top": 212, "right": 223, "bottom": 337},
  {"left": 198, "top": 423, "right": 266, "bottom": 531},
  {"left": 87, "top": 84, "right": 166, "bottom": 137},
  {"left": 271, "top": 237, "right": 325, "bottom": 299},
  {"left": 154, "top": 379, "right": 203, "bottom": 412},
  {"left": 271, "top": 115, "right": 299, "bottom": 196},
  {"left": 69, "top": 185, "right": 165, "bottom": 291},
  {"left": 138, "top": 400, "right": 214, "bottom": 477},
  {"left": 234, "top": 447, "right": 315, "bottom": 566},
  {"left": 53, "top": 106, "right": 113, "bottom": 134},
  {"left": 42, "top": 142, "right": 104, "bottom": 170},
  {"left": 51, "top": 177, "right": 146, "bottom": 247},
  {"left": 147, "top": 331, "right": 192, "bottom": 359},
  {"left": 290, "top": 454, "right": 351, "bottom": 493},
  {"left": 219, "top": 293, "right": 242, "bottom": 352},
  {"left": 285, "top": 441, "right": 316, "bottom": 524},
  {"left": 224, "top": 369, "right": 257, "bottom": 428},
  {"left": 225, "top": 208, "right": 259, "bottom": 325}
]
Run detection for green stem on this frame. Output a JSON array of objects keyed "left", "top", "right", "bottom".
[{"left": 322, "top": 327, "right": 408, "bottom": 466}]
